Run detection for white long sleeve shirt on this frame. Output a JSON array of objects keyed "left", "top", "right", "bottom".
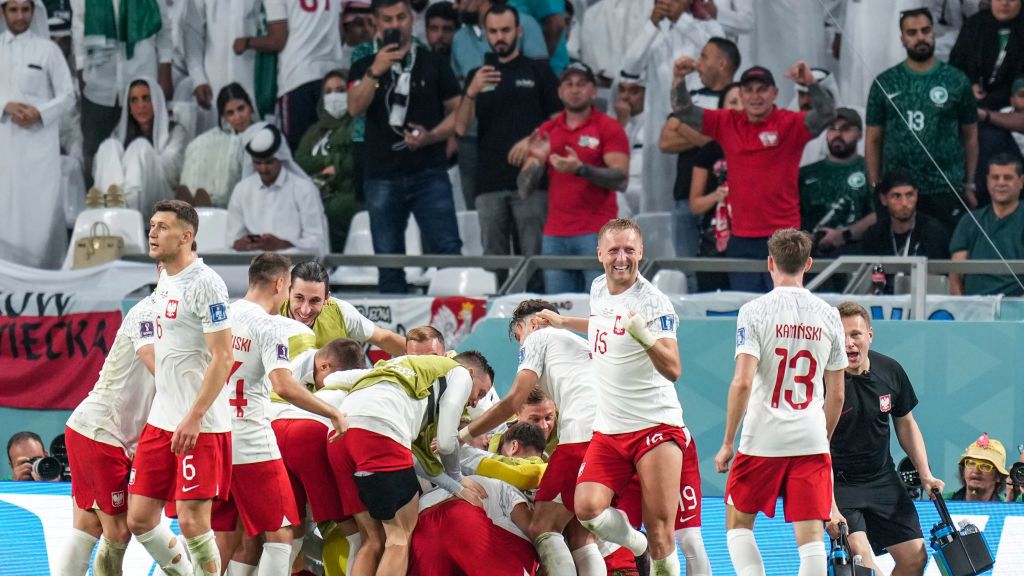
[
  {"left": 226, "top": 168, "right": 328, "bottom": 255},
  {"left": 181, "top": 0, "right": 260, "bottom": 100},
  {"left": 264, "top": 0, "right": 342, "bottom": 97},
  {"left": 577, "top": 0, "right": 654, "bottom": 81}
]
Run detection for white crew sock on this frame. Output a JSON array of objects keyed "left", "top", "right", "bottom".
[
  {"left": 726, "top": 528, "right": 765, "bottom": 576},
  {"left": 578, "top": 508, "right": 648, "bottom": 556},
  {"left": 288, "top": 536, "right": 305, "bottom": 568},
  {"left": 534, "top": 531, "right": 577, "bottom": 575},
  {"left": 93, "top": 536, "right": 129, "bottom": 576},
  {"left": 652, "top": 549, "right": 681, "bottom": 576},
  {"left": 675, "top": 527, "right": 712, "bottom": 576},
  {"left": 346, "top": 532, "right": 363, "bottom": 575},
  {"left": 137, "top": 525, "right": 192, "bottom": 576},
  {"left": 185, "top": 531, "right": 220, "bottom": 576},
  {"left": 58, "top": 528, "right": 97, "bottom": 576},
  {"left": 258, "top": 542, "right": 292, "bottom": 576},
  {"left": 224, "top": 560, "right": 257, "bottom": 576},
  {"left": 797, "top": 541, "right": 827, "bottom": 576},
  {"left": 570, "top": 542, "right": 604, "bottom": 576}
]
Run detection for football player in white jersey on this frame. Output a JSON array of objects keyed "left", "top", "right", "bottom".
[
  {"left": 714, "top": 228, "right": 847, "bottom": 576},
  {"left": 460, "top": 298, "right": 605, "bottom": 576},
  {"left": 126, "top": 200, "right": 234, "bottom": 576},
  {"left": 62, "top": 293, "right": 160, "bottom": 575},
  {"left": 542, "top": 218, "right": 706, "bottom": 576},
  {"left": 213, "top": 253, "right": 348, "bottom": 575}
]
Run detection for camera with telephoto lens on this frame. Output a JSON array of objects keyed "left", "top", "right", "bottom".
[
  {"left": 49, "top": 433, "right": 71, "bottom": 481},
  {"left": 1011, "top": 462, "right": 1024, "bottom": 487},
  {"left": 28, "top": 455, "right": 63, "bottom": 481}
]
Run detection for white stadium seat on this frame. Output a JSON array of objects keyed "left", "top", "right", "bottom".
[
  {"left": 427, "top": 267, "right": 497, "bottom": 297},
  {"left": 652, "top": 269, "right": 689, "bottom": 296},
  {"left": 63, "top": 208, "right": 147, "bottom": 269},
  {"left": 456, "top": 210, "right": 483, "bottom": 256},
  {"left": 634, "top": 211, "right": 676, "bottom": 260},
  {"left": 195, "top": 207, "right": 231, "bottom": 252}
]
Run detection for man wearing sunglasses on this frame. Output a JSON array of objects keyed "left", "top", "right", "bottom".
[{"left": 950, "top": 434, "right": 1012, "bottom": 502}]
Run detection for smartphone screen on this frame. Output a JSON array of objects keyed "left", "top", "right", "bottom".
[{"left": 383, "top": 28, "right": 401, "bottom": 48}]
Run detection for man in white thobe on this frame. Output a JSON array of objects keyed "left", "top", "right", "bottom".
[
  {"left": 180, "top": 0, "right": 260, "bottom": 118},
  {"left": 227, "top": 124, "right": 328, "bottom": 256},
  {"left": 620, "top": 0, "right": 723, "bottom": 213},
  {"left": 751, "top": 0, "right": 840, "bottom": 106},
  {"left": 0, "top": 0, "right": 75, "bottom": 269},
  {"left": 577, "top": 0, "right": 654, "bottom": 85}
]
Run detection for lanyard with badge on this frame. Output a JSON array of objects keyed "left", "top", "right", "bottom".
[{"left": 890, "top": 225, "right": 916, "bottom": 257}]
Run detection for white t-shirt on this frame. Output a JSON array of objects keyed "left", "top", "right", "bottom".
[
  {"left": 269, "top": 370, "right": 368, "bottom": 423},
  {"left": 330, "top": 297, "right": 377, "bottom": 342},
  {"left": 265, "top": 0, "right": 343, "bottom": 97},
  {"left": 734, "top": 286, "right": 847, "bottom": 457},
  {"left": 517, "top": 327, "right": 597, "bottom": 443},
  {"left": 67, "top": 296, "right": 157, "bottom": 454},
  {"left": 418, "top": 475, "right": 530, "bottom": 541},
  {"left": 589, "top": 274, "right": 683, "bottom": 434},
  {"left": 226, "top": 299, "right": 293, "bottom": 464},
  {"left": 148, "top": 259, "right": 232, "bottom": 433}
]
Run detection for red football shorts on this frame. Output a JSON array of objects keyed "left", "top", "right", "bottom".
[
  {"left": 725, "top": 452, "right": 832, "bottom": 522},
  {"left": 66, "top": 426, "right": 132, "bottom": 515},
  {"left": 409, "top": 499, "right": 537, "bottom": 576},
  {"left": 535, "top": 441, "right": 589, "bottom": 512},
  {"left": 128, "top": 424, "right": 231, "bottom": 502},
  {"left": 327, "top": 427, "right": 413, "bottom": 517},
  {"left": 212, "top": 459, "right": 300, "bottom": 537},
  {"left": 273, "top": 418, "right": 345, "bottom": 523},
  {"left": 577, "top": 424, "right": 688, "bottom": 496},
  {"left": 615, "top": 433, "right": 703, "bottom": 530}
]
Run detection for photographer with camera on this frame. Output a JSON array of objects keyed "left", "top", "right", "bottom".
[
  {"left": 1009, "top": 445, "right": 1024, "bottom": 502},
  {"left": 5, "top": 431, "right": 62, "bottom": 482},
  {"left": 828, "top": 303, "right": 943, "bottom": 576}
]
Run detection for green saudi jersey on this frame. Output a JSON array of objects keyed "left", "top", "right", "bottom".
[
  {"left": 866, "top": 61, "right": 976, "bottom": 194},
  {"left": 799, "top": 156, "right": 874, "bottom": 230}
]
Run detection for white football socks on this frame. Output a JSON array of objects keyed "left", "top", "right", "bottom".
[
  {"left": 534, "top": 531, "right": 577, "bottom": 575},
  {"left": 58, "top": 528, "right": 97, "bottom": 576},
  {"left": 185, "top": 531, "right": 220, "bottom": 576},
  {"left": 675, "top": 527, "right": 712, "bottom": 576},
  {"left": 93, "top": 536, "right": 129, "bottom": 576},
  {"left": 137, "top": 525, "right": 192, "bottom": 576},
  {"left": 578, "top": 508, "right": 647, "bottom": 556},
  {"left": 651, "top": 549, "right": 681, "bottom": 576},
  {"left": 224, "top": 561, "right": 257, "bottom": 576},
  {"left": 726, "top": 528, "right": 765, "bottom": 576},
  {"left": 258, "top": 542, "right": 292, "bottom": 576},
  {"left": 797, "top": 541, "right": 827, "bottom": 576},
  {"left": 570, "top": 542, "right": 604, "bottom": 576}
]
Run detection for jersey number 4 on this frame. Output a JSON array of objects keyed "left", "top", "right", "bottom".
[
  {"left": 771, "top": 348, "right": 816, "bottom": 410},
  {"left": 227, "top": 361, "right": 247, "bottom": 417}
]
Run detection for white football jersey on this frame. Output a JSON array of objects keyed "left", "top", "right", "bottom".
[
  {"left": 589, "top": 275, "right": 683, "bottom": 434},
  {"left": 227, "top": 299, "right": 294, "bottom": 464},
  {"left": 734, "top": 287, "right": 848, "bottom": 457},
  {"left": 265, "top": 0, "right": 342, "bottom": 97},
  {"left": 269, "top": 369, "right": 369, "bottom": 423},
  {"left": 417, "top": 475, "right": 530, "bottom": 541},
  {"left": 517, "top": 327, "right": 596, "bottom": 443},
  {"left": 148, "top": 259, "right": 232, "bottom": 433},
  {"left": 67, "top": 296, "right": 157, "bottom": 454}
]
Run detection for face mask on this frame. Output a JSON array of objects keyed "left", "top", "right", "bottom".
[{"left": 323, "top": 92, "right": 348, "bottom": 119}]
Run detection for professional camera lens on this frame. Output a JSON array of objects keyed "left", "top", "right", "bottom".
[
  {"left": 30, "top": 456, "right": 63, "bottom": 481},
  {"left": 1011, "top": 462, "right": 1024, "bottom": 486}
]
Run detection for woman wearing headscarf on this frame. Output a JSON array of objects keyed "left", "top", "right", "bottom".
[
  {"left": 294, "top": 70, "right": 360, "bottom": 252},
  {"left": 92, "top": 76, "right": 188, "bottom": 215},
  {"left": 176, "top": 82, "right": 260, "bottom": 207}
]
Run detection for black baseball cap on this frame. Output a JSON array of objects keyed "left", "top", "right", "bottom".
[
  {"left": 561, "top": 61, "right": 597, "bottom": 84},
  {"left": 740, "top": 66, "right": 775, "bottom": 87},
  {"left": 835, "top": 107, "right": 863, "bottom": 131}
]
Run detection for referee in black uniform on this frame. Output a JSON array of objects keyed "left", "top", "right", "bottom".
[{"left": 828, "top": 302, "right": 944, "bottom": 576}]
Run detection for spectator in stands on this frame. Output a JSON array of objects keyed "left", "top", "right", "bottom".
[
  {"left": 454, "top": 3, "right": 559, "bottom": 290},
  {"left": 949, "top": 434, "right": 1010, "bottom": 502},
  {"left": 92, "top": 77, "right": 188, "bottom": 216},
  {"left": 177, "top": 83, "right": 259, "bottom": 208},
  {"left": 341, "top": 1, "right": 375, "bottom": 73},
  {"left": 349, "top": 0, "right": 463, "bottom": 293},
  {"left": 613, "top": 72, "right": 646, "bottom": 217},
  {"left": 227, "top": 124, "right": 328, "bottom": 255},
  {"left": 751, "top": 0, "right": 828, "bottom": 106},
  {"left": 295, "top": 71, "right": 360, "bottom": 253},
  {"left": 240, "top": 0, "right": 341, "bottom": 151},
  {"left": 861, "top": 171, "right": 951, "bottom": 264},
  {"left": 508, "top": 0, "right": 569, "bottom": 74},
  {"left": 659, "top": 37, "right": 740, "bottom": 275},
  {"left": 989, "top": 77, "right": 1024, "bottom": 156},
  {"left": 425, "top": 1, "right": 458, "bottom": 59},
  {"left": 799, "top": 108, "right": 875, "bottom": 255},
  {"left": 575, "top": 0, "right": 660, "bottom": 86},
  {"left": 866, "top": 7, "right": 979, "bottom": 236},
  {"left": 0, "top": 0, "right": 75, "bottom": 270},
  {"left": 451, "top": 0, "right": 549, "bottom": 81},
  {"left": 517, "top": 62, "right": 629, "bottom": 294},
  {"left": 72, "top": 0, "right": 172, "bottom": 178},
  {"left": 671, "top": 61, "right": 836, "bottom": 292},
  {"left": 950, "top": 153, "right": 1024, "bottom": 296},
  {"left": 621, "top": 0, "right": 724, "bottom": 215},
  {"left": 6, "top": 431, "right": 53, "bottom": 481}
]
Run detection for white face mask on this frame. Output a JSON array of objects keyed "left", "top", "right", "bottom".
[{"left": 323, "top": 92, "right": 348, "bottom": 119}]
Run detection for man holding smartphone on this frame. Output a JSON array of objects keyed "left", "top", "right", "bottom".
[
  {"left": 348, "top": 0, "right": 464, "bottom": 293},
  {"left": 454, "top": 3, "right": 561, "bottom": 290}
]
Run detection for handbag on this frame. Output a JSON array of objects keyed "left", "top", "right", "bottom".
[{"left": 72, "top": 222, "right": 124, "bottom": 269}]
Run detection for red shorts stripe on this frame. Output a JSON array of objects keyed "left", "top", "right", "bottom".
[
  {"left": 273, "top": 419, "right": 344, "bottom": 523},
  {"left": 212, "top": 459, "right": 300, "bottom": 537},
  {"left": 327, "top": 428, "right": 413, "bottom": 517},
  {"left": 613, "top": 433, "right": 703, "bottom": 530},
  {"left": 724, "top": 452, "right": 832, "bottom": 522},
  {"left": 128, "top": 425, "right": 231, "bottom": 502},
  {"left": 536, "top": 441, "right": 588, "bottom": 512},
  {"left": 66, "top": 426, "right": 132, "bottom": 515}
]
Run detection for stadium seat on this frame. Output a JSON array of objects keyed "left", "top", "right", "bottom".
[
  {"left": 331, "top": 212, "right": 430, "bottom": 287},
  {"left": 652, "top": 270, "right": 688, "bottom": 295},
  {"left": 634, "top": 212, "right": 676, "bottom": 260},
  {"left": 63, "top": 208, "right": 147, "bottom": 269},
  {"left": 456, "top": 210, "right": 483, "bottom": 256},
  {"left": 195, "top": 207, "right": 231, "bottom": 252},
  {"left": 427, "top": 267, "right": 497, "bottom": 297}
]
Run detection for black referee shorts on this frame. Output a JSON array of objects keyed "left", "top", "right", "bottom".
[
  {"left": 835, "top": 470, "right": 924, "bottom": 554},
  {"left": 353, "top": 467, "right": 422, "bottom": 521}
]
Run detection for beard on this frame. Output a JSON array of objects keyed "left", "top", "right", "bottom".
[
  {"left": 492, "top": 41, "right": 514, "bottom": 57},
  {"left": 907, "top": 41, "right": 935, "bottom": 62},
  {"left": 827, "top": 138, "right": 856, "bottom": 159},
  {"left": 565, "top": 101, "right": 590, "bottom": 113}
]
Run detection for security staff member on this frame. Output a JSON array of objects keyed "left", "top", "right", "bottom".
[{"left": 828, "top": 302, "right": 944, "bottom": 576}]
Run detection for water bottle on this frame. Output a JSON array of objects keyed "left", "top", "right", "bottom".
[{"left": 871, "top": 264, "right": 886, "bottom": 295}]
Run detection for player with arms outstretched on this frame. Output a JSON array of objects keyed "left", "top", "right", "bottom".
[{"left": 714, "top": 228, "right": 847, "bottom": 576}]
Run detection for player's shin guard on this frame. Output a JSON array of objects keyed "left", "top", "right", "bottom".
[
  {"left": 58, "top": 528, "right": 97, "bottom": 576},
  {"left": 185, "top": 530, "right": 220, "bottom": 576},
  {"left": 570, "top": 542, "right": 604, "bottom": 576},
  {"left": 797, "top": 541, "right": 827, "bottom": 576},
  {"left": 224, "top": 561, "right": 257, "bottom": 576},
  {"left": 726, "top": 528, "right": 765, "bottom": 576},
  {"left": 651, "top": 549, "right": 681, "bottom": 576},
  {"left": 93, "top": 536, "right": 129, "bottom": 576},
  {"left": 579, "top": 508, "right": 648, "bottom": 556},
  {"left": 258, "top": 542, "right": 292, "bottom": 576},
  {"left": 534, "top": 531, "right": 578, "bottom": 575},
  {"left": 137, "top": 525, "right": 192, "bottom": 576},
  {"left": 676, "top": 527, "right": 712, "bottom": 576}
]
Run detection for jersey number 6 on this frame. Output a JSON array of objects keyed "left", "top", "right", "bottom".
[{"left": 771, "top": 348, "right": 816, "bottom": 410}]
